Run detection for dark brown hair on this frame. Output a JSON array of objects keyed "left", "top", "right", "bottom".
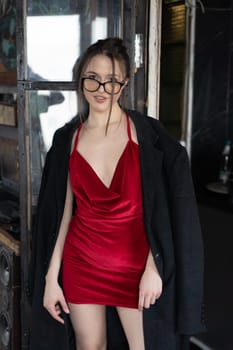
[{"left": 73, "top": 37, "right": 130, "bottom": 127}]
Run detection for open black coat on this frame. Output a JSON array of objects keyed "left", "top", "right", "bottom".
[{"left": 29, "top": 110, "right": 205, "bottom": 350}]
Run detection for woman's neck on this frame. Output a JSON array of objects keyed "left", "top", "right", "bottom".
[{"left": 86, "top": 105, "right": 123, "bottom": 128}]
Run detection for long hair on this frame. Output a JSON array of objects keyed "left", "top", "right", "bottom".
[{"left": 72, "top": 38, "right": 130, "bottom": 129}]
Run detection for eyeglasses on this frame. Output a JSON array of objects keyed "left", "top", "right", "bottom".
[{"left": 82, "top": 77, "right": 125, "bottom": 95}]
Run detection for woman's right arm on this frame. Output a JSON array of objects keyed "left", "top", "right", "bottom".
[{"left": 43, "top": 174, "right": 73, "bottom": 324}]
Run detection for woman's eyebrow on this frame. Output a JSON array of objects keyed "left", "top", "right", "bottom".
[
  {"left": 84, "top": 71, "right": 121, "bottom": 79},
  {"left": 84, "top": 70, "right": 98, "bottom": 76}
]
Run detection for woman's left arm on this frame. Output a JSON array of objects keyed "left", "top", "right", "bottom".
[
  {"left": 138, "top": 249, "right": 163, "bottom": 311},
  {"left": 168, "top": 147, "right": 205, "bottom": 334}
]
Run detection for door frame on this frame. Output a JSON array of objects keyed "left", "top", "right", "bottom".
[{"left": 147, "top": 0, "right": 162, "bottom": 119}]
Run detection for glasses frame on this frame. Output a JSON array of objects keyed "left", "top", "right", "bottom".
[{"left": 82, "top": 77, "right": 126, "bottom": 95}]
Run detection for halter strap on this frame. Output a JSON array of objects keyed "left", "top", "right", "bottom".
[
  {"left": 73, "top": 123, "right": 82, "bottom": 151},
  {"left": 73, "top": 114, "right": 132, "bottom": 151},
  {"left": 126, "top": 114, "right": 132, "bottom": 141}
]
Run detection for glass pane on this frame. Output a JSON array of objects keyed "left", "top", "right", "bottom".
[
  {"left": 26, "top": 0, "right": 122, "bottom": 81},
  {"left": 159, "top": 1, "right": 186, "bottom": 139},
  {"left": 0, "top": 3, "right": 17, "bottom": 84},
  {"left": 28, "top": 90, "right": 77, "bottom": 206},
  {"left": 0, "top": 137, "right": 19, "bottom": 194}
]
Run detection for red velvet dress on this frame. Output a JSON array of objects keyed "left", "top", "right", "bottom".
[{"left": 62, "top": 115, "right": 149, "bottom": 308}]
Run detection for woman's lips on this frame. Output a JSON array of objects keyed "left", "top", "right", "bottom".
[{"left": 94, "top": 95, "right": 108, "bottom": 103}]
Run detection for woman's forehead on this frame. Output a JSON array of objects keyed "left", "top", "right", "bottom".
[{"left": 84, "top": 54, "right": 125, "bottom": 77}]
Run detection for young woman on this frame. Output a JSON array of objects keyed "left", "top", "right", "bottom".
[{"left": 29, "top": 38, "right": 205, "bottom": 350}]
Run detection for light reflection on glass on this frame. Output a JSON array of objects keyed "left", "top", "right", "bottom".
[
  {"left": 38, "top": 90, "right": 77, "bottom": 151},
  {"left": 92, "top": 17, "right": 107, "bottom": 43},
  {"left": 26, "top": 1, "right": 121, "bottom": 81},
  {"left": 27, "top": 15, "right": 80, "bottom": 81},
  {"left": 29, "top": 90, "right": 77, "bottom": 151},
  {"left": 29, "top": 90, "right": 77, "bottom": 205}
]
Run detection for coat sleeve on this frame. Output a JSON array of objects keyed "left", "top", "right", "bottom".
[
  {"left": 168, "top": 147, "right": 206, "bottom": 335},
  {"left": 28, "top": 127, "right": 67, "bottom": 301},
  {"left": 28, "top": 145, "right": 56, "bottom": 303}
]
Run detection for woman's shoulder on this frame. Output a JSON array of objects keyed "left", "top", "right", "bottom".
[
  {"left": 51, "top": 115, "right": 81, "bottom": 147},
  {"left": 128, "top": 110, "right": 185, "bottom": 156}
]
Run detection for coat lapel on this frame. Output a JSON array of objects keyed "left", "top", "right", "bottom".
[
  {"left": 54, "top": 117, "right": 81, "bottom": 211},
  {"left": 128, "top": 111, "right": 170, "bottom": 280},
  {"left": 128, "top": 111, "right": 164, "bottom": 225},
  {"left": 139, "top": 140, "right": 164, "bottom": 225}
]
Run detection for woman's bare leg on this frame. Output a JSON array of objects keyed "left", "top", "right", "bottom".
[
  {"left": 116, "top": 306, "right": 145, "bottom": 350},
  {"left": 68, "top": 304, "right": 107, "bottom": 350}
]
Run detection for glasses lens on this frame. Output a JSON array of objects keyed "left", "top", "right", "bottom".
[
  {"left": 83, "top": 78, "right": 99, "bottom": 92},
  {"left": 83, "top": 78, "right": 123, "bottom": 94},
  {"left": 105, "top": 82, "right": 121, "bottom": 94}
]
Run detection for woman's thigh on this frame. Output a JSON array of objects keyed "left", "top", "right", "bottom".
[
  {"left": 68, "top": 303, "right": 107, "bottom": 350},
  {"left": 116, "top": 306, "right": 145, "bottom": 350}
]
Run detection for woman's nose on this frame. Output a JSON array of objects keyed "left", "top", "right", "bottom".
[{"left": 98, "top": 84, "right": 105, "bottom": 93}]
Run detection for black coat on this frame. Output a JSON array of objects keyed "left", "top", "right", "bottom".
[{"left": 29, "top": 110, "right": 206, "bottom": 350}]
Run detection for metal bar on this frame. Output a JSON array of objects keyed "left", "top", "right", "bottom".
[
  {"left": 180, "top": 3, "right": 190, "bottom": 146},
  {"left": 0, "top": 86, "right": 17, "bottom": 93},
  {"left": 190, "top": 336, "right": 213, "bottom": 350},
  {"left": 181, "top": 0, "right": 196, "bottom": 153},
  {"left": 18, "top": 80, "right": 77, "bottom": 91},
  {"left": 0, "top": 126, "right": 18, "bottom": 139},
  {"left": 134, "top": 0, "right": 149, "bottom": 114},
  {"left": 123, "top": 0, "right": 136, "bottom": 110},
  {"left": 185, "top": 0, "right": 196, "bottom": 157},
  {"left": 225, "top": 0, "right": 233, "bottom": 139},
  {"left": 147, "top": 0, "right": 162, "bottom": 119},
  {"left": 16, "top": 0, "right": 31, "bottom": 348}
]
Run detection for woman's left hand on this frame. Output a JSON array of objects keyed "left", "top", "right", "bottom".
[{"left": 138, "top": 265, "right": 162, "bottom": 311}]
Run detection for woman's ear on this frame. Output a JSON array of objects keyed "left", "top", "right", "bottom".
[{"left": 121, "top": 79, "right": 129, "bottom": 92}]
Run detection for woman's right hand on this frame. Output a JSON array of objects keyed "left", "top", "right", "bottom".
[{"left": 43, "top": 277, "right": 70, "bottom": 324}]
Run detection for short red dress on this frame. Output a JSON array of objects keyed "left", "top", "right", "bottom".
[{"left": 62, "top": 115, "right": 149, "bottom": 308}]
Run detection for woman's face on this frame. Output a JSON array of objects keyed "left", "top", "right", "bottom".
[{"left": 82, "top": 54, "right": 126, "bottom": 115}]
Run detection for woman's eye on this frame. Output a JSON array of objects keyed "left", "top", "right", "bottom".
[{"left": 87, "top": 75, "right": 96, "bottom": 80}]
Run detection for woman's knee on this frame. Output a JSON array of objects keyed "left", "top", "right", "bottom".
[
  {"left": 68, "top": 304, "right": 107, "bottom": 350},
  {"left": 116, "top": 307, "right": 145, "bottom": 350},
  {"left": 75, "top": 337, "right": 106, "bottom": 350}
]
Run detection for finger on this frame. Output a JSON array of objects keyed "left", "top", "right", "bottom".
[
  {"left": 46, "top": 305, "right": 65, "bottom": 324},
  {"left": 143, "top": 295, "right": 151, "bottom": 309},
  {"left": 150, "top": 296, "right": 157, "bottom": 305},
  {"left": 54, "top": 314, "right": 65, "bottom": 324},
  {"left": 55, "top": 304, "right": 62, "bottom": 314},
  {"left": 138, "top": 293, "right": 145, "bottom": 311},
  {"left": 59, "top": 296, "right": 70, "bottom": 314}
]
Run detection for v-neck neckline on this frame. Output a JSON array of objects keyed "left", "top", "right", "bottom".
[
  {"left": 75, "top": 141, "right": 130, "bottom": 190},
  {"left": 73, "top": 114, "right": 133, "bottom": 190}
]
